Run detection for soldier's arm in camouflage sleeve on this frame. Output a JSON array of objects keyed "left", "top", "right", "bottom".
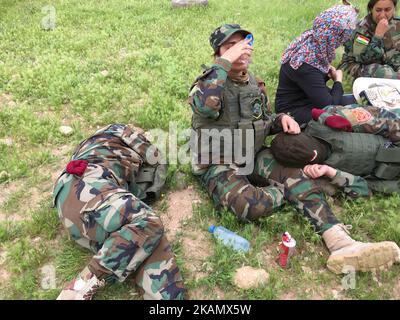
[
  {"left": 340, "top": 37, "right": 361, "bottom": 77},
  {"left": 269, "top": 113, "right": 288, "bottom": 135},
  {"left": 188, "top": 57, "right": 232, "bottom": 120},
  {"left": 329, "top": 169, "right": 371, "bottom": 198},
  {"left": 101, "top": 124, "right": 153, "bottom": 163},
  {"left": 358, "top": 36, "right": 385, "bottom": 64},
  {"left": 352, "top": 106, "right": 400, "bottom": 144},
  {"left": 385, "top": 49, "right": 400, "bottom": 71},
  {"left": 319, "top": 105, "right": 400, "bottom": 144},
  {"left": 340, "top": 34, "right": 385, "bottom": 77}
]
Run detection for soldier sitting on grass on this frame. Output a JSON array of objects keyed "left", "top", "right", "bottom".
[
  {"left": 340, "top": 0, "right": 400, "bottom": 79},
  {"left": 187, "top": 21, "right": 399, "bottom": 275}
]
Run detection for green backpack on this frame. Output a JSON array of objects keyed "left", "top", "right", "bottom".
[{"left": 306, "top": 121, "right": 400, "bottom": 194}]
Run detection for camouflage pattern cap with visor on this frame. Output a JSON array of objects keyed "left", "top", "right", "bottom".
[{"left": 209, "top": 24, "right": 251, "bottom": 53}]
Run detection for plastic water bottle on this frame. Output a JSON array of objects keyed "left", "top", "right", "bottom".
[
  {"left": 245, "top": 34, "right": 254, "bottom": 46},
  {"left": 209, "top": 225, "right": 250, "bottom": 253},
  {"left": 239, "top": 34, "right": 254, "bottom": 67}
]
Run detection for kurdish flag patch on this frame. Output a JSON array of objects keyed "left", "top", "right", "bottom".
[{"left": 355, "top": 34, "right": 370, "bottom": 46}]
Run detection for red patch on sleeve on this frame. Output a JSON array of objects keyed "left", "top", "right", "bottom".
[
  {"left": 351, "top": 108, "right": 372, "bottom": 124},
  {"left": 66, "top": 160, "right": 88, "bottom": 176}
]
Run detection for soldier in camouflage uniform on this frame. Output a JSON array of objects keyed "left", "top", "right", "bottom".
[
  {"left": 53, "top": 124, "right": 184, "bottom": 300},
  {"left": 188, "top": 24, "right": 399, "bottom": 274},
  {"left": 309, "top": 103, "right": 400, "bottom": 193},
  {"left": 340, "top": 0, "right": 400, "bottom": 79},
  {"left": 189, "top": 23, "right": 300, "bottom": 222},
  {"left": 270, "top": 108, "right": 400, "bottom": 273}
]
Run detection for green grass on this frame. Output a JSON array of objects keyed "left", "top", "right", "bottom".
[{"left": 1, "top": 0, "right": 399, "bottom": 300}]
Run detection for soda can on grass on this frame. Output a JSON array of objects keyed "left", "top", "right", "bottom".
[{"left": 277, "top": 232, "right": 296, "bottom": 268}]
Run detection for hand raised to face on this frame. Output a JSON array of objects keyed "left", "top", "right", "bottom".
[
  {"left": 219, "top": 36, "right": 253, "bottom": 65},
  {"left": 375, "top": 18, "right": 390, "bottom": 38}
]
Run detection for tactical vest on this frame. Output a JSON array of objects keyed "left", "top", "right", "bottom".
[
  {"left": 305, "top": 121, "right": 400, "bottom": 181},
  {"left": 191, "top": 74, "right": 272, "bottom": 166},
  {"left": 129, "top": 163, "right": 167, "bottom": 202}
]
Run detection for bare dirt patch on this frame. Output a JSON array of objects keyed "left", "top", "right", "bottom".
[
  {"left": 393, "top": 279, "right": 400, "bottom": 299},
  {"left": 162, "top": 186, "right": 201, "bottom": 241},
  {"left": 0, "top": 248, "right": 10, "bottom": 282},
  {"left": 311, "top": 292, "right": 324, "bottom": 300},
  {"left": 0, "top": 213, "right": 25, "bottom": 223},
  {"left": 280, "top": 291, "right": 297, "bottom": 300},
  {"left": 181, "top": 227, "right": 214, "bottom": 282},
  {"left": 261, "top": 246, "right": 280, "bottom": 271},
  {"left": 29, "top": 187, "right": 47, "bottom": 209},
  {"left": 0, "top": 181, "right": 20, "bottom": 208},
  {"left": 233, "top": 266, "right": 269, "bottom": 290},
  {"left": 0, "top": 93, "right": 16, "bottom": 108},
  {"left": 0, "top": 269, "right": 10, "bottom": 283},
  {"left": 189, "top": 286, "right": 225, "bottom": 300},
  {"left": 188, "top": 287, "right": 209, "bottom": 300}
]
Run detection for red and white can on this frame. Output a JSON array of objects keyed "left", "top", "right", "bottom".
[{"left": 278, "top": 232, "right": 296, "bottom": 268}]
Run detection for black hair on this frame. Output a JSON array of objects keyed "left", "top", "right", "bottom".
[{"left": 368, "top": 0, "right": 397, "bottom": 12}]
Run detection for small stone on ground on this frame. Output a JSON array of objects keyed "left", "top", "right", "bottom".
[{"left": 233, "top": 266, "right": 269, "bottom": 289}]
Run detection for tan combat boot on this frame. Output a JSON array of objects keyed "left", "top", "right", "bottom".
[
  {"left": 322, "top": 224, "right": 400, "bottom": 274},
  {"left": 57, "top": 266, "right": 106, "bottom": 300}
]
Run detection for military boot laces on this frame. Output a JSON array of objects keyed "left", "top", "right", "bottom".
[
  {"left": 322, "top": 224, "right": 400, "bottom": 274},
  {"left": 57, "top": 267, "right": 106, "bottom": 300}
]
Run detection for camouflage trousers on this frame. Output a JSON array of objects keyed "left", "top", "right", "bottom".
[
  {"left": 53, "top": 164, "right": 184, "bottom": 300},
  {"left": 199, "top": 148, "right": 340, "bottom": 233},
  {"left": 361, "top": 63, "right": 399, "bottom": 79}
]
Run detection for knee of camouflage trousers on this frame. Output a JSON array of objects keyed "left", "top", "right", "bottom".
[
  {"left": 86, "top": 204, "right": 165, "bottom": 282},
  {"left": 202, "top": 167, "right": 284, "bottom": 221},
  {"left": 254, "top": 148, "right": 340, "bottom": 233},
  {"left": 87, "top": 211, "right": 186, "bottom": 300},
  {"left": 54, "top": 168, "right": 185, "bottom": 299},
  {"left": 362, "top": 63, "right": 399, "bottom": 79}
]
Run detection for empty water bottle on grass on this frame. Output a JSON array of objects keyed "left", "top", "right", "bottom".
[{"left": 209, "top": 225, "right": 250, "bottom": 253}]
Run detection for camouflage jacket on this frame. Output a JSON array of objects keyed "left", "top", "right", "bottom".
[
  {"left": 188, "top": 58, "right": 284, "bottom": 174},
  {"left": 188, "top": 57, "right": 278, "bottom": 125},
  {"left": 340, "top": 15, "right": 400, "bottom": 77}
]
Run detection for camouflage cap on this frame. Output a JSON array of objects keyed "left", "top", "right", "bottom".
[{"left": 209, "top": 24, "right": 251, "bottom": 53}]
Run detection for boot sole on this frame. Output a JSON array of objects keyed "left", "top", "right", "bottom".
[{"left": 327, "top": 241, "right": 400, "bottom": 274}]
